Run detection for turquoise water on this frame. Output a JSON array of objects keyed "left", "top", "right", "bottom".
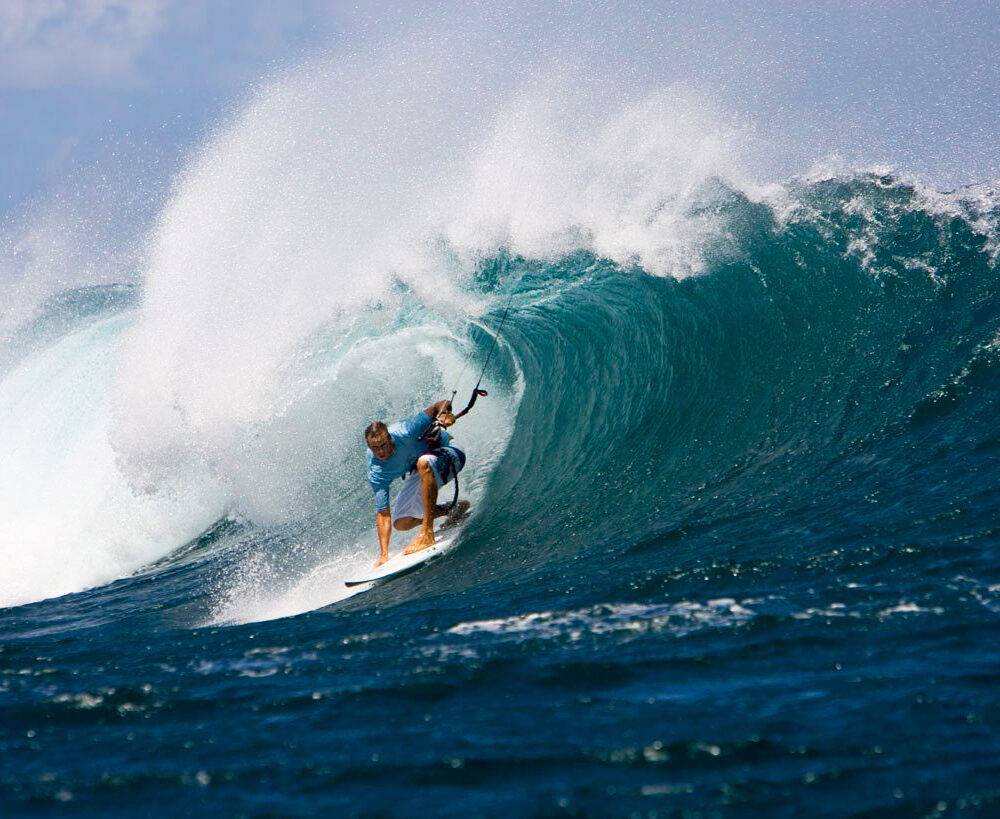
[{"left": 3, "top": 171, "right": 1000, "bottom": 815}]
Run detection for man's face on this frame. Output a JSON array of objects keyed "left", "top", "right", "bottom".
[{"left": 367, "top": 431, "right": 394, "bottom": 460}]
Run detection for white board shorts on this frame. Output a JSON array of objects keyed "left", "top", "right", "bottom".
[{"left": 391, "top": 453, "right": 452, "bottom": 524}]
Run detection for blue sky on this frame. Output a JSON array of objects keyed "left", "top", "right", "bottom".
[
  {"left": 0, "top": 1, "right": 355, "bottom": 217},
  {"left": 1, "top": 0, "right": 998, "bottom": 222}
]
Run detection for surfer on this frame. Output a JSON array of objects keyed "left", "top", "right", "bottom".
[{"left": 365, "top": 400, "right": 468, "bottom": 567}]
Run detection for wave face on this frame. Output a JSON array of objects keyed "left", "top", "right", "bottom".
[
  {"left": 3, "top": 47, "right": 1000, "bottom": 816},
  {"left": 487, "top": 174, "right": 1000, "bottom": 577}
]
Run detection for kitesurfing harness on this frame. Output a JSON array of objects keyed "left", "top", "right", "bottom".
[{"left": 422, "top": 291, "right": 515, "bottom": 513}]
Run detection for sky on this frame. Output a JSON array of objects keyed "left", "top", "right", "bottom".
[
  {"left": 0, "top": 1, "right": 354, "bottom": 218},
  {"left": 1, "top": 0, "right": 998, "bottom": 224}
]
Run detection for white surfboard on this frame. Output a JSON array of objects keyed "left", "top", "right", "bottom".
[{"left": 345, "top": 532, "right": 460, "bottom": 587}]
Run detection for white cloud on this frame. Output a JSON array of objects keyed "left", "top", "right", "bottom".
[{"left": 0, "top": 0, "right": 167, "bottom": 88}]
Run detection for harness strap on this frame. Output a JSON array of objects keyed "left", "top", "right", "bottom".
[{"left": 431, "top": 448, "right": 460, "bottom": 514}]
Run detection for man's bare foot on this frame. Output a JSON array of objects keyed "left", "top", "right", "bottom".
[
  {"left": 402, "top": 528, "right": 436, "bottom": 555},
  {"left": 440, "top": 499, "right": 472, "bottom": 530},
  {"left": 374, "top": 555, "right": 388, "bottom": 568}
]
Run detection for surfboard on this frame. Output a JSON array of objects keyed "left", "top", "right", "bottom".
[{"left": 344, "top": 532, "right": 460, "bottom": 587}]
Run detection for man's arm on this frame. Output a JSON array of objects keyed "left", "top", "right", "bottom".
[
  {"left": 375, "top": 508, "right": 392, "bottom": 566},
  {"left": 370, "top": 478, "right": 393, "bottom": 566},
  {"left": 423, "top": 398, "right": 456, "bottom": 426}
]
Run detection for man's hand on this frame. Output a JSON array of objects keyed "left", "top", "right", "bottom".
[
  {"left": 436, "top": 398, "right": 455, "bottom": 426},
  {"left": 426, "top": 398, "right": 452, "bottom": 418}
]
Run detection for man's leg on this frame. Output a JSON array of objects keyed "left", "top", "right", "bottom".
[
  {"left": 394, "top": 510, "right": 448, "bottom": 531},
  {"left": 402, "top": 456, "right": 439, "bottom": 554}
]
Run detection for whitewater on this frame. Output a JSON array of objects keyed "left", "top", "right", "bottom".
[{"left": 3, "top": 25, "right": 1000, "bottom": 818}]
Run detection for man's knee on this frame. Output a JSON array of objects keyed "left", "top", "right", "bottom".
[{"left": 416, "top": 455, "right": 434, "bottom": 476}]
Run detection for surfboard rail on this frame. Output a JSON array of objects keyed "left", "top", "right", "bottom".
[{"left": 345, "top": 533, "right": 458, "bottom": 587}]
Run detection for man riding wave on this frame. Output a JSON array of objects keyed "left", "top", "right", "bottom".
[{"left": 365, "top": 399, "right": 468, "bottom": 567}]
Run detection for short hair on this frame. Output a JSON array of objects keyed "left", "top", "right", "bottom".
[{"left": 365, "top": 421, "right": 389, "bottom": 441}]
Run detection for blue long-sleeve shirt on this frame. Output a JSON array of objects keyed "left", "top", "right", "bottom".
[{"left": 366, "top": 411, "right": 451, "bottom": 511}]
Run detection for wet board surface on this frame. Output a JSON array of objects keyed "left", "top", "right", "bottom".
[{"left": 344, "top": 532, "right": 459, "bottom": 587}]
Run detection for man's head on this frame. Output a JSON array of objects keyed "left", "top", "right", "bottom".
[{"left": 365, "top": 421, "right": 394, "bottom": 460}]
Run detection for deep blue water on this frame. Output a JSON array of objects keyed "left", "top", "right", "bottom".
[{"left": 3, "top": 174, "right": 1000, "bottom": 816}]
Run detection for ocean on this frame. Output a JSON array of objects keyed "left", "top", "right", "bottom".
[{"left": 2, "top": 47, "right": 1000, "bottom": 817}]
